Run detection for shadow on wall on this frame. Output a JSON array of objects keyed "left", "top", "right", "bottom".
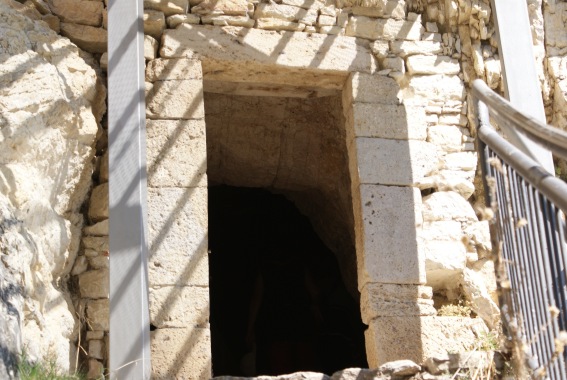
[{"left": 208, "top": 186, "right": 367, "bottom": 376}]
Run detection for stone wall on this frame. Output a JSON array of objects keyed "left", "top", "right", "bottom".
[{"left": 0, "top": 0, "right": 105, "bottom": 377}]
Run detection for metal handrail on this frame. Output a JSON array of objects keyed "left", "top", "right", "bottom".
[{"left": 471, "top": 79, "right": 567, "bottom": 162}]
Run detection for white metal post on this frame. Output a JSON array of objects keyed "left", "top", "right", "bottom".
[{"left": 107, "top": 0, "right": 151, "bottom": 376}]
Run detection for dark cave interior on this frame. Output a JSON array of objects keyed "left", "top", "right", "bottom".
[{"left": 208, "top": 186, "right": 367, "bottom": 377}]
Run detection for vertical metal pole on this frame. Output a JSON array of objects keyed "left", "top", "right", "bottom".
[
  {"left": 490, "top": 0, "right": 554, "bottom": 173},
  {"left": 107, "top": 0, "right": 151, "bottom": 376}
]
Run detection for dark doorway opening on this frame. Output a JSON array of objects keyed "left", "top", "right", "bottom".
[{"left": 209, "top": 186, "right": 367, "bottom": 377}]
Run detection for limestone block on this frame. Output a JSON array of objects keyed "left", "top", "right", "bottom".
[
  {"left": 365, "top": 316, "right": 488, "bottom": 366},
  {"left": 345, "top": 73, "right": 400, "bottom": 104},
  {"left": 351, "top": 103, "right": 426, "bottom": 140},
  {"left": 484, "top": 57, "right": 501, "bottom": 89},
  {"left": 48, "top": 0, "right": 103, "bottom": 26},
  {"left": 464, "top": 221, "right": 491, "bottom": 258},
  {"left": 88, "top": 255, "right": 109, "bottom": 269},
  {"left": 280, "top": 0, "right": 324, "bottom": 9},
  {"left": 544, "top": 3, "right": 567, "bottom": 48},
  {"left": 407, "top": 75, "right": 465, "bottom": 104},
  {"left": 149, "top": 286, "right": 209, "bottom": 328},
  {"left": 42, "top": 14, "right": 61, "bottom": 32},
  {"left": 418, "top": 170, "right": 475, "bottom": 200},
  {"left": 355, "top": 138, "right": 438, "bottom": 186},
  {"left": 382, "top": 56, "right": 404, "bottom": 73},
  {"left": 201, "top": 14, "right": 255, "bottom": 27},
  {"left": 256, "top": 18, "right": 305, "bottom": 31},
  {"left": 144, "top": 35, "right": 159, "bottom": 61},
  {"left": 254, "top": 3, "right": 312, "bottom": 23},
  {"left": 146, "top": 119, "right": 207, "bottom": 188},
  {"left": 87, "top": 359, "right": 104, "bottom": 380},
  {"left": 88, "top": 339, "right": 103, "bottom": 359},
  {"left": 151, "top": 327, "right": 212, "bottom": 380},
  {"left": 144, "top": 10, "right": 166, "bottom": 40},
  {"left": 86, "top": 299, "right": 109, "bottom": 331},
  {"left": 60, "top": 23, "right": 107, "bottom": 53},
  {"left": 355, "top": 185, "right": 425, "bottom": 287},
  {"left": 88, "top": 183, "right": 108, "bottom": 222},
  {"left": 422, "top": 191, "right": 477, "bottom": 223},
  {"left": 79, "top": 269, "right": 109, "bottom": 299},
  {"left": 146, "top": 58, "right": 202, "bottom": 82},
  {"left": 144, "top": 0, "right": 188, "bottom": 16},
  {"left": 191, "top": 0, "right": 247, "bottom": 15},
  {"left": 317, "top": 14, "right": 336, "bottom": 26},
  {"left": 99, "top": 150, "right": 109, "bottom": 182},
  {"left": 438, "top": 113, "right": 467, "bottom": 126},
  {"left": 360, "top": 283, "right": 435, "bottom": 322},
  {"left": 148, "top": 187, "right": 209, "bottom": 286},
  {"left": 419, "top": 221, "right": 466, "bottom": 289},
  {"left": 318, "top": 26, "right": 344, "bottom": 35},
  {"left": 379, "top": 360, "right": 420, "bottom": 376},
  {"left": 390, "top": 40, "right": 443, "bottom": 57},
  {"left": 167, "top": 14, "right": 201, "bottom": 28},
  {"left": 160, "top": 25, "right": 377, "bottom": 75},
  {"left": 82, "top": 236, "right": 109, "bottom": 254},
  {"left": 86, "top": 331, "right": 104, "bottom": 340},
  {"left": 370, "top": 40, "right": 389, "bottom": 59},
  {"left": 406, "top": 55, "right": 460, "bottom": 75},
  {"left": 146, "top": 79, "right": 204, "bottom": 119},
  {"left": 71, "top": 255, "right": 88, "bottom": 276},
  {"left": 440, "top": 152, "right": 477, "bottom": 171},
  {"left": 31, "top": 0, "right": 50, "bottom": 14},
  {"left": 462, "top": 268, "right": 500, "bottom": 329},
  {"left": 346, "top": 16, "right": 422, "bottom": 41},
  {"left": 427, "top": 125, "right": 464, "bottom": 152},
  {"left": 320, "top": 5, "right": 337, "bottom": 16}
]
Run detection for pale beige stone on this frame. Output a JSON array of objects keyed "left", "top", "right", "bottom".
[
  {"left": 254, "top": 3, "right": 311, "bottom": 22},
  {"left": 146, "top": 79, "right": 205, "bottom": 119},
  {"left": 167, "top": 13, "right": 201, "bottom": 28},
  {"left": 422, "top": 191, "right": 477, "bottom": 223},
  {"left": 86, "top": 299, "right": 109, "bottom": 331},
  {"left": 379, "top": 360, "right": 421, "bottom": 376},
  {"left": 88, "top": 255, "right": 109, "bottom": 269},
  {"left": 88, "top": 183, "right": 108, "bottom": 222},
  {"left": 464, "top": 221, "right": 491, "bottom": 258},
  {"left": 346, "top": 16, "right": 422, "bottom": 41},
  {"left": 87, "top": 359, "right": 104, "bottom": 380},
  {"left": 144, "top": 0, "right": 188, "bottom": 16},
  {"left": 355, "top": 185, "right": 425, "bottom": 287},
  {"left": 149, "top": 286, "right": 209, "bottom": 328},
  {"left": 42, "top": 14, "right": 60, "bottom": 32},
  {"left": 201, "top": 14, "right": 255, "bottom": 27},
  {"left": 390, "top": 40, "right": 443, "bottom": 57},
  {"left": 406, "top": 55, "right": 460, "bottom": 75},
  {"left": 318, "top": 25, "right": 344, "bottom": 35},
  {"left": 146, "top": 119, "right": 207, "bottom": 188},
  {"left": 407, "top": 75, "right": 465, "bottom": 104},
  {"left": 544, "top": 3, "right": 567, "bottom": 48},
  {"left": 351, "top": 103, "right": 426, "bottom": 140},
  {"left": 351, "top": 0, "right": 404, "bottom": 19},
  {"left": 144, "top": 35, "right": 159, "bottom": 61},
  {"left": 317, "top": 14, "right": 336, "bottom": 26},
  {"left": 484, "top": 57, "right": 501, "bottom": 89},
  {"left": 360, "top": 283, "right": 435, "bottom": 322},
  {"left": 79, "top": 269, "right": 109, "bottom": 299},
  {"left": 99, "top": 52, "right": 107, "bottom": 71},
  {"left": 440, "top": 152, "right": 477, "bottom": 171},
  {"left": 99, "top": 150, "right": 109, "bottom": 182},
  {"left": 382, "top": 56, "right": 404, "bottom": 73},
  {"left": 48, "top": 0, "right": 103, "bottom": 26},
  {"left": 146, "top": 58, "right": 202, "bottom": 81},
  {"left": 71, "top": 255, "right": 88, "bottom": 276},
  {"left": 30, "top": 0, "right": 50, "bottom": 14},
  {"left": 462, "top": 268, "right": 500, "bottom": 329},
  {"left": 86, "top": 331, "right": 104, "bottom": 340},
  {"left": 355, "top": 138, "right": 438, "bottom": 186},
  {"left": 365, "top": 316, "right": 488, "bottom": 366},
  {"left": 346, "top": 72, "right": 400, "bottom": 104},
  {"left": 160, "top": 24, "right": 377, "bottom": 75},
  {"left": 88, "top": 339, "right": 104, "bottom": 359},
  {"left": 191, "top": 0, "right": 247, "bottom": 15},
  {"left": 60, "top": 23, "right": 107, "bottom": 53},
  {"left": 148, "top": 187, "right": 209, "bottom": 286},
  {"left": 102, "top": 8, "right": 107, "bottom": 29},
  {"left": 144, "top": 10, "right": 166, "bottom": 39},
  {"left": 280, "top": 0, "right": 324, "bottom": 9},
  {"left": 83, "top": 236, "right": 109, "bottom": 254},
  {"left": 151, "top": 327, "right": 212, "bottom": 380},
  {"left": 370, "top": 40, "right": 389, "bottom": 59},
  {"left": 256, "top": 18, "right": 305, "bottom": 31},
  {"left": 427, "top": 125, "right": 464, "bottom": 152}
]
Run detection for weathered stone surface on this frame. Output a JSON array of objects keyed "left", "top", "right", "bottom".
[
  {"left": 191, "top": 0, "right": 247, "bottom": 15},
  {"left": 87, "top": 359, "right": 104, "bottom": 379},
  {"left": 544, "top": 3, "right": 567, "bottom": 48},
  {"left": 86, "top": 331, "right": 104, "bottom": 340},
  {"left": 406, "top": 55, "right": 460, "bottom": 75},
  {"left": 48, "top": 0, "right": 103, "bottom": 26},
  {"left": 462, "top": 268, "right": 500, "bottom": 329},
  {"left": 318, "top": 14, "right": 336, "bottom": 27},
  {"left": 148, "top": 187, "right": 209, "bottom": 286},
  {"left": 60, "top": 23, "right": 107, "bottom": 53},
  {"left": 360, "top": 283, "right": 435, "bottom": 322},
  {"left": 79, "top": 269, "right": 109, "bottom": 299},
  {"left": 355, "top": 185, "right": 425, "bottom": 287},
  {"left": 147, "top": 119, "right": 207, "bottom": 188},
  {"left": 463, "top": 221, "right": 491, "bottom": 258},
  {"left": 351, "top": 0, "right": 405, "bottom": 19},
  {"left": 42, "top": 13, "right": 61, "bottom": 32},
  {"left": 351, "top": 103, "right": 426, "bottom": 140},
  {"left": 318, "top": 25, "right": 344, "bottom": 35},
  {"left": 144, "top": 34, "right": 159, "bottom": 61},
  {"left": 378, "top": 359, "right": 421, "bottom": 376},
  {"left": 144, "top": 10, "right": 165, "bottom": 39},
  {"left": 256, "top": 18, "right": 305, "bottom": 31},
  {"left": 427, "top": 125, "right": 464, "bottom": 152},
  {"left": 144, "top": 0, "right": 188, "bottom": 16},
  {"left": 254, "top": 3, "right": 316, "bottom": 24},
  {"left": 345, "top": 73, "right": 401, "bottom": 104},
  {"left": 346, "top": 16, "right": 422, "bottom": 41},
  {"left": 440, "top": 152, "right": 477, "bottom": 171},
  {"left": 88, "top": 183, "right": 108, "bottom": 222},
  {"left": 71, "top": 255, "right": 88, "bottom": 275},
  {"left": 201, "top": 14, "right": 255, "bottom": 27},
  {"left": 149, "top": 286, "right": 209, "bottom": 328},
  {"left": 355, "top": 138, "right": 439, "bottom": 186},
  {"left": 146, "top": 79, "right": 205, "bottom": 119},
  {"left": 86, "top": 299, "right": 109, "bottom": 331},
  {"left": 151, "top": 327, "right": 212, "bottom": 380},
  {"left": 88, "top": 339, "right": 103, "bottom": 359},
  {"left": 422, "top": 191, "right": 477, "bottom": 223},
  {"left": 161, "top": 25, "right": 377, "bottom": 75},
  {"left": 390, "top": 40, "right": 443, "bottom": 57},
  {"left": 281, "top": 0, "right": 323, "bottom": 9},
  {"left": 88, "top": 255, "right": 108, "bottom": 269},
  {"left": 146, "top": 58, "right": 202, "bottom": 82},
  {"left": 167, "top": 13, "right": 200, "bottom": 28},
  {"left": 407, "top": 75, "right": 465, "bottom": 105},
  {"left": 365, "top": 316, "right": 488, "bottom": 366}
]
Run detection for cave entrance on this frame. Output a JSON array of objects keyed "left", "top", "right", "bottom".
[
  {"left": 204, "top": 89, "right": 366, "bottom": 376},
  {"left": 208, "top": 186, "right": 366, "bottom": 376}
]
